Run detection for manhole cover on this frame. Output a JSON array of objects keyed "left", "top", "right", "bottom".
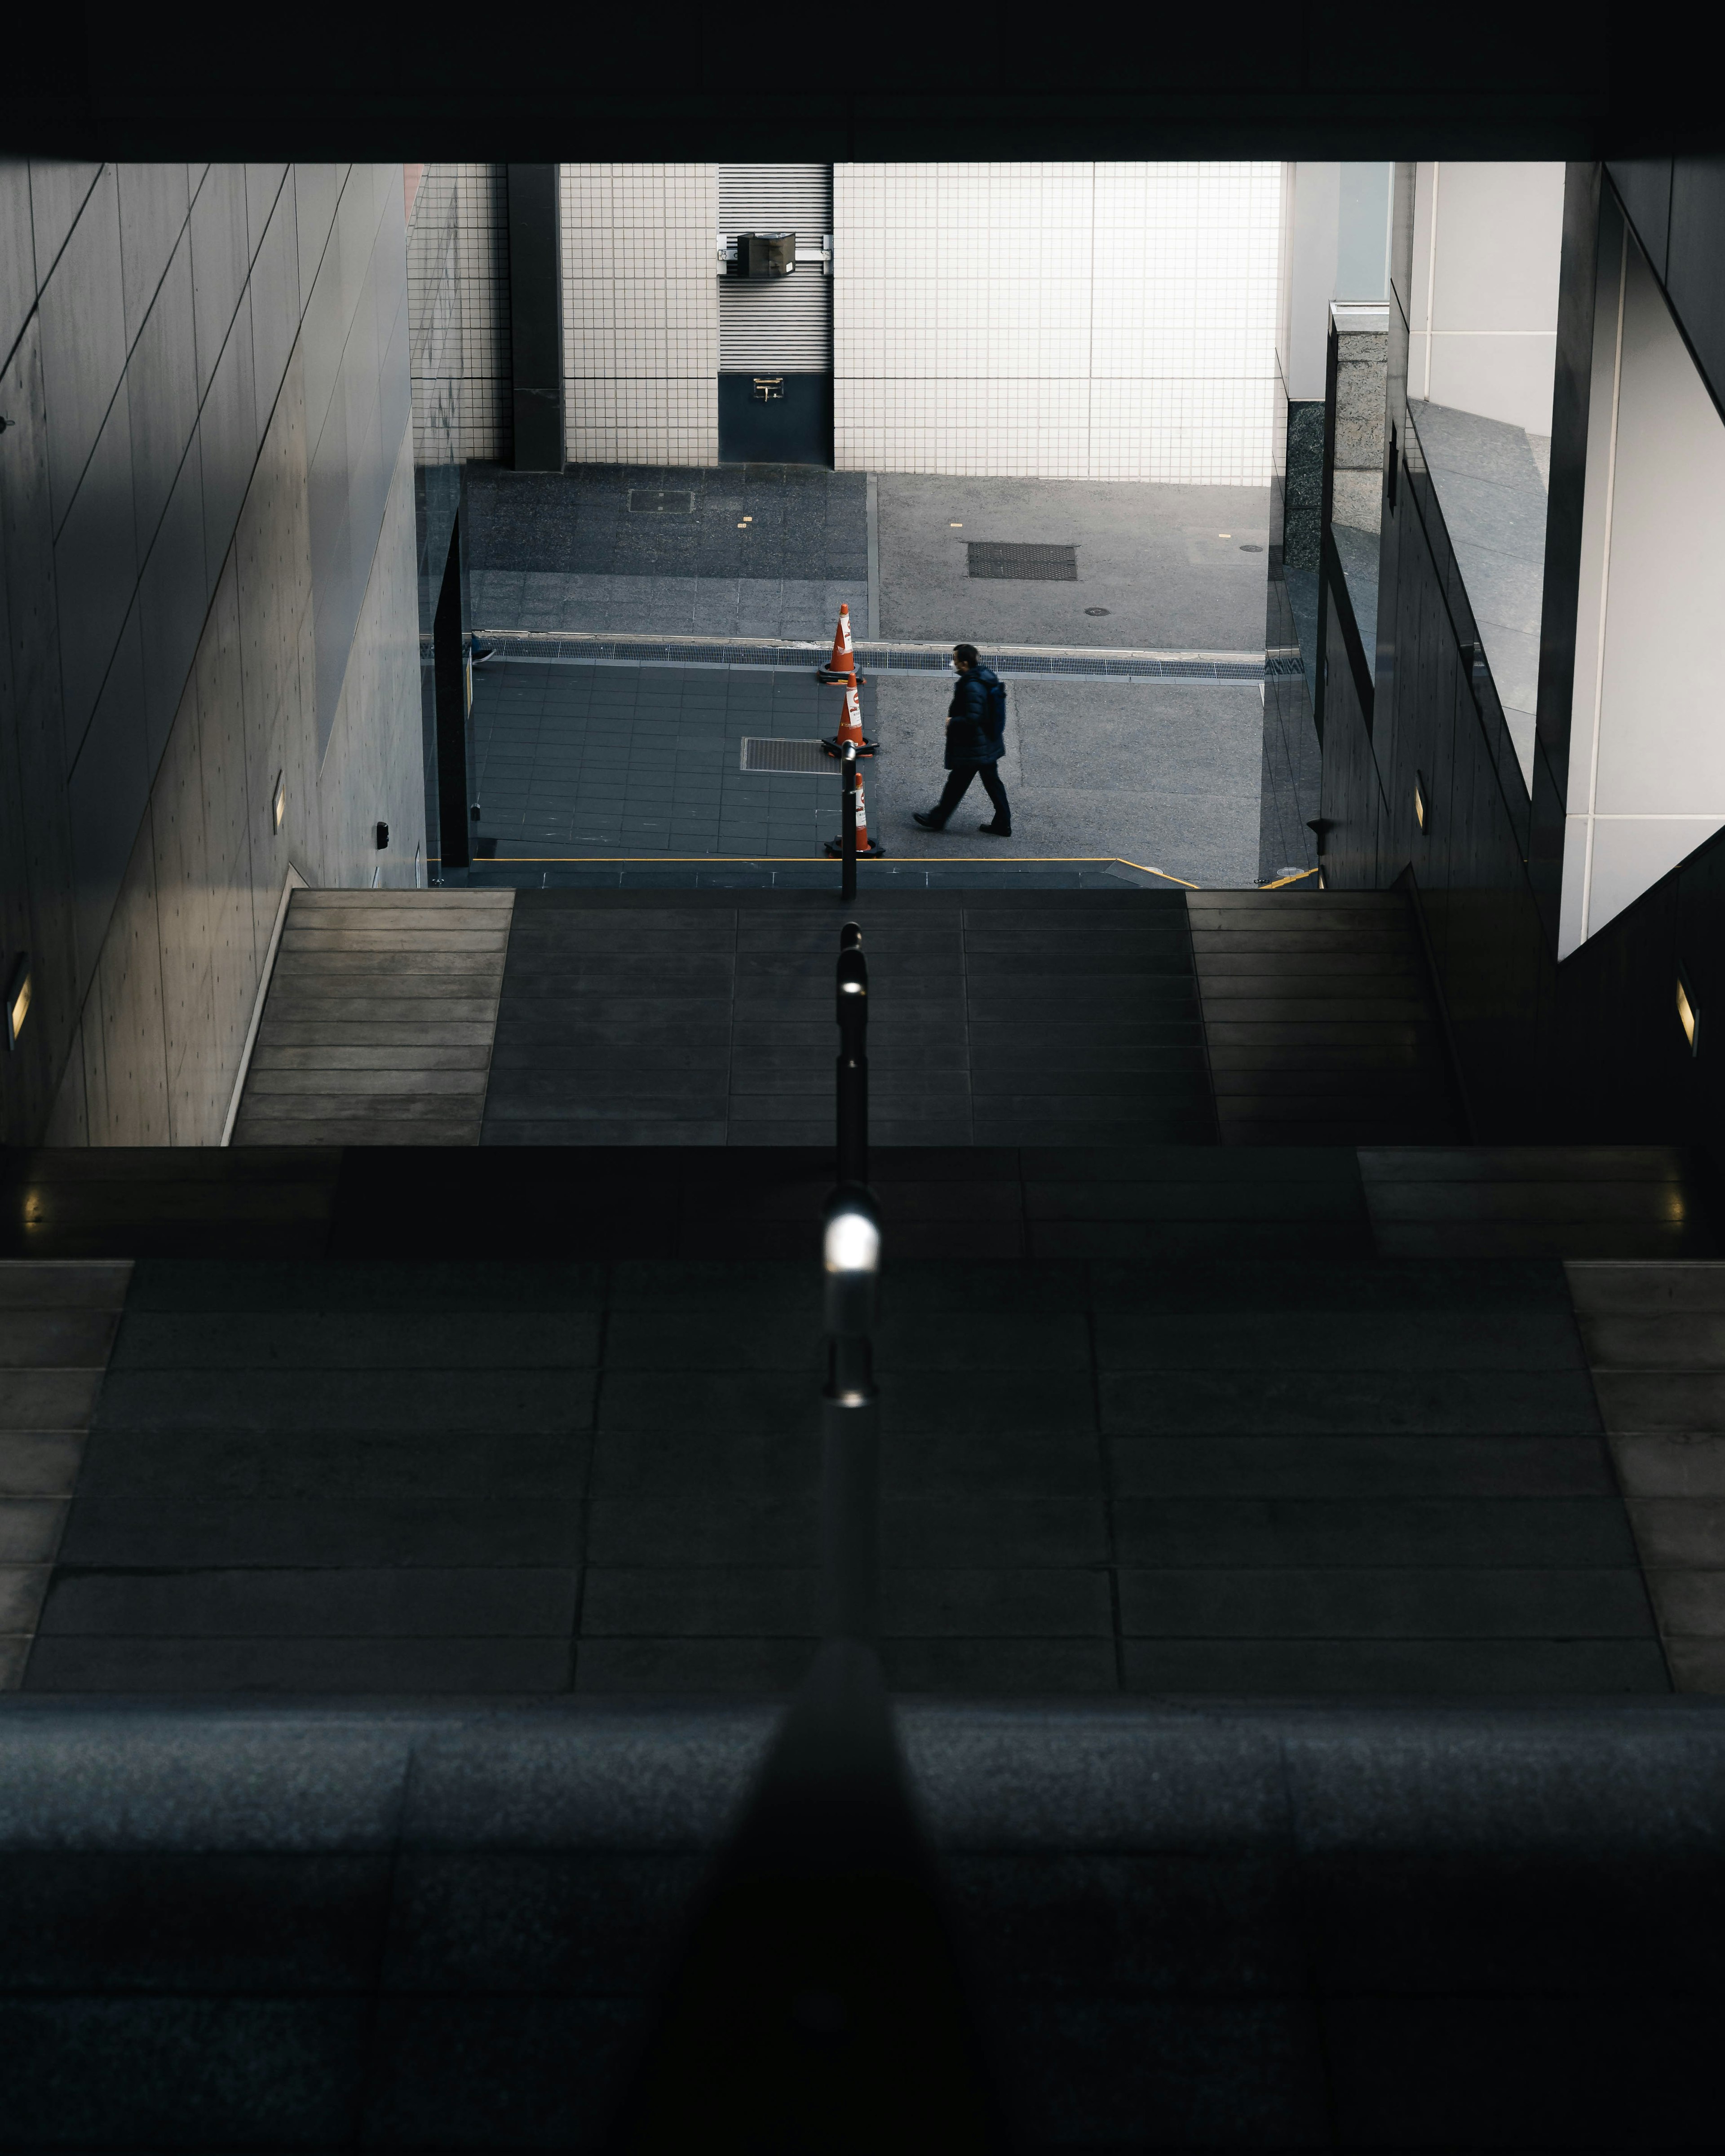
[
  {"left": 740, "top": 737, "right": 831, "bottom": 774},
  {"left": 967, "top": 542, "right": 1078, "bottom": 582},
  {"left": 1084, "top": 606, "right": 1110, "bottom": 616},
  {"left": 629, "top": 489, "right": 694, "bottom": 514}
]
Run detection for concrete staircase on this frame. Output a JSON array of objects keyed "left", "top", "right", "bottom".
[
  {"left": 1190, "top": 888, "right": 1460, "bottom": 1143},
  {"left": 230, "top": 885, "right": 1464, "bottom": 1151},
  {"left": 2, "top": 1141, "right": 1720, "bottom": 1698},
  {"left": 3, "top": 1697, "right": 1721, "bottom": 2155},
  {"left": 7, "top": 881, "right": 1725, "bottom": 2149},
  {"left": 231, "top": 888, "right": 513, "bottom": 1147}
]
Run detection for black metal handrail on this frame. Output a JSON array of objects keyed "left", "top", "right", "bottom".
[
  {"left": 820, "top": 1186, "right": 880, "bottom": 1643},
  {"left": 825, "top": 920, "right": 876, "bottom": 1639},
  {"left": 601, "top": 920, "right": 1005, "bottom": 2148},
  {"left": 836, "top": 921, "right": 867, "bottom": 1187},
  {"left": 839, "top": 740, "right": 859, "bottom": 902}
]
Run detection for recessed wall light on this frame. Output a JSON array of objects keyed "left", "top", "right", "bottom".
[
  {"left": 1414, "top": 772, "right": 1429, "bottom": 833},
  {"left": 1677, "top": 972, "right": 1700, "bottom": 1054},
  {"left": 272, "top": 771, "right": 285, "bottom": 832},
  {"left": 5, "top": 953, "right": 31, "bottom": 1050},
  {"left": 950, "top": 522, "right": 963, "bottom": 527}
]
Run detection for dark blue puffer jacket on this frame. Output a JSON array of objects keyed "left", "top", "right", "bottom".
[{"left": 945, "top": 664, "right": 1005, "bottom": 767}]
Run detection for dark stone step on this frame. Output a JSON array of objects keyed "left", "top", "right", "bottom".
[{"left": 1, "top": 1700, "right": 1721, "bottom": 2153}]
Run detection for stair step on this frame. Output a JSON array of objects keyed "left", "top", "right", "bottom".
[{"left": 0, "top": 1259, "right": 133, "bottom": 1688}]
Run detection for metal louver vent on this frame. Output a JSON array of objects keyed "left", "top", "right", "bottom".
[
  {"left": 967, "top": 543, "right": 1080, "bottom": 582},
  {"left": 740, "top": 737, "right": 832, "bottom": 774},
  {"left": 718, "top": 164, "right": 832, "bottom": 374}
]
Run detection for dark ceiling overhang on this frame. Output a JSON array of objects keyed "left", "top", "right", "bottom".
[{"left": 4, "top": 0, "right": 1715, "bottom": 160}]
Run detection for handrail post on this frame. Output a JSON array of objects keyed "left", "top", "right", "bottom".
[
  {"left": 836, "top": 922, "right": 867, "bottom": 1188},
  {"left": 821, "top": 1189, "right": 880, "bottom": 1640},
  {"left": 840, "top": 740, "right": 858, "bottom": 904},
  {"left": 826, "top": 922, "right": 875, "bottom": 1638}
]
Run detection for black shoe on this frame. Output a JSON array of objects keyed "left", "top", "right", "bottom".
[
  {"left": 978, "top": 822, "right": 1013, "bottom": 837},
  {"left": 913, "top": 812, "right": 946, "bottom": 831}
]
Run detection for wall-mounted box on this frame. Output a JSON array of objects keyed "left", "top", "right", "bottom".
[{"left": 728, "top": 232, "right": 796, "bottom": 278}]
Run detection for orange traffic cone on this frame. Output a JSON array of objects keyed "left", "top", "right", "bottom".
[
  {"left": 815, "top": 603, "right": 862, "bottom": 686},
  {"left": 853, "top": 765, "right": 881, "bottom": 856},
  {"left": 821, "top": 664, "right": 879, "bottom": 761},
  {"left": 823, "top": 716, "right": 887, "bottom": 860}
]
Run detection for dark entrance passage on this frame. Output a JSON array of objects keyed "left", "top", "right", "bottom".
[{"left": 719, "top": 373, "right": 833, "bottom": 466}]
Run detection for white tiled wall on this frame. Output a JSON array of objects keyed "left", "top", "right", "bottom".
[
  {"left": 834, "top": 163, "right": 1282, "bottom": 481},
  {"left": 455, "top": 164, "right": 512, "bottom": 463},
  {"left": 561, "top": 165, "right": 719, "bottom": 465}
]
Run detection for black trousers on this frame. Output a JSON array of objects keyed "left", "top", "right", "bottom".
[{"left": 930, "top": 761, "right": 1012, "bottom": 829}]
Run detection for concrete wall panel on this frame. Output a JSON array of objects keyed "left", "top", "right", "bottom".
[
  {"left": 37, "top": 163, "right": 125, "bottom": 536},
  {"left": 27, "top": 164, "right": 101, "bottom": 288},
  {"left": 3, "top": 162, "right": 424, "bottom": 1149},
  {"left": 0, "top": 159, "right": 38, "bottom": 363},
  {"left": 117, "top": 163, "right": 190, "bottom": 352},
  {"left": 66, "top": 609, "right": 150, "bottom": 994},
  {"left": 52, "top": 388, "right": 137, "bottom": 763},
  {"left": 126, "top": 231, "right": 199, "bottom": 558},
  {"left": 250, "top": 179, "right": 303, "bottom": 433},
  {"left": 0, "top": 319, "right": 80, "bottom": 1140},
  {"left": 189, "top": 164, "right": 249, "bottom": 402},
  {"left": 137, "top": 439, "right": 209, "bottom": 771}
]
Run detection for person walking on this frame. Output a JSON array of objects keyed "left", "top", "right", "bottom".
[{"left": 913, "top": 643, "right": 1013, "bottom": 837}]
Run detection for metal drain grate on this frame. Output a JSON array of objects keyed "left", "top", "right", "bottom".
[
  {"left": 739, "top": 737, "right": 831, "bottom": 774},
  {"left": 628, "top": 489, "right": 694, "bottom": 514},
  {"left": 967, "top": 542, "right": 1078, "bottom": 581}
]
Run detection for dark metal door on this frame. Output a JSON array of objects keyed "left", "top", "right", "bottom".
[{"left": 718, "top": 373, "right": 833, "bottom": 466}]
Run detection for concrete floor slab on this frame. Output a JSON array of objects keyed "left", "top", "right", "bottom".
[
  {"left": 465, "top": 465, "right": 1269, "bottom": 881},
  {"left": 473, "top": 663, "right": 1260, "bottom": 885},
  {"left": 864, "top": 674, "right": 1260, "bottom": 885},
  {"left": 876, "top": 473, "right": 1269, "bottom": 651}
]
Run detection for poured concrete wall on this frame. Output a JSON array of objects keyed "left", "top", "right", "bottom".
[{"left": 0, "top": 163, "right": 425, "bottom": 1148}]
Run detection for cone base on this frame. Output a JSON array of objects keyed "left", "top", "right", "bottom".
[
  {"left": 815, "top": 668, "right": 868, "bottom": 688},
  {"left": 821, "top": 735, "right": 879, "bottom": 759},
  {"left": 823, "top": 837, "right": 887, "bottom": 859}
]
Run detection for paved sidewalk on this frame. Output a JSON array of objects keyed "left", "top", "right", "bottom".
[
  {"left": 465, "top": 463, "right": 867, "bottom": 642},
  {"left": 471, "top": 661, "right": 1261, "bottom": 885}
]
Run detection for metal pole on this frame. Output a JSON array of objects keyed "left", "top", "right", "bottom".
[
  {"left": 836, "top": 922, "right": 867, "bottom": 1188},
  {"left": 821, "top": 1191, "right": 880, "bottom": 1640},
  {"left": 840, "top": 740, "right": 858, "bottom": 905}
]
